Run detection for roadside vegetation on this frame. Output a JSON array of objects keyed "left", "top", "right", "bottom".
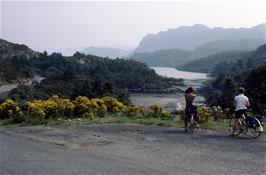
[{"left": 1, "top": 95, "right": 258, "bottom": 132}]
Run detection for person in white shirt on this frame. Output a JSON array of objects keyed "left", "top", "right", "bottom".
[{"left": 229, "top": 87, "right": 250, "bottom": 137}]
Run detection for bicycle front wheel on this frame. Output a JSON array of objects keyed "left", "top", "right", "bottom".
[
  {"left": 234, "top": 128, "right": 242, "bottom": 136},
  {"left": 247, "top": 127, "right": 262, "bottom": 139},
  {"left": 189, "top": 123, "right": 195, "bottom": 133}
]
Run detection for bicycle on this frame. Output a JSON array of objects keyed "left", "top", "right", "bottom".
[
  {"left": 187, "top": 112, "right": 197, "bottom": 133},
  {"left": 233, "top": 113, "right": 264, "bottom": 139},
  {"left": 185, "top": 105, "right": 198, "bottom": 133}
]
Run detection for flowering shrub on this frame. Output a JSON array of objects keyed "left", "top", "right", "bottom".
[
  {"left": 161, "top": 110, "right": 172, "bottom": 118},
  {"left": 210, "top": 106, "right": 224, "bottom": 120},
  {"left": 0, "top": 99, "right": 22, "bottom": 119},
  {"left": 149, "top": 104, "right": 171, "bottom": 118},
  {"left": 197, "top": 106, "right": 211, "bottom": 123},
  {"left": 101, "top": 96, "right": 126, "bottom": 113},
  {"left": 125, "top": 105, "right": 145, "bottom": 118},
  {"left": 150, "top": 104, "right": 162, "bottom": 113},
  {"left": 223, "top": 108, "right": 232, "bottom": 119},
  {"left": 25, "top": 96, "right": 74, "bottom": 119},
  {"left": 72, "top": 96, "right": 96, "bottom": 118},
  {"left": 92, "top": 98, "right": 107, "bottom": 117},
  {"left": 48, "top": 95, "right": 75, "bottom": 117},
  {"left": 0, "top": 95, "right": 175, "bottom": 123},
  {"left": 26, "top": 100, "right": 50, "bottom": 118}
]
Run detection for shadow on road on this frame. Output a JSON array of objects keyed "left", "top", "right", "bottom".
[
  {"left": 162, "top": 130, "right": 186, "bottom": 134},
  {"left": 142, "top": 129, "right": 186, "bottom": 135}
]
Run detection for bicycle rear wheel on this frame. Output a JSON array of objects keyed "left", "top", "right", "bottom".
[{"left": 247, "top": 127, "right": 262, "bottom": 139}]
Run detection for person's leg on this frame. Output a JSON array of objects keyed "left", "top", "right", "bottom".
[
  {"left": 184, "top": 108, "right": 188, "bottom": 131},
  {"left": 230, "top": 111, "right": 240, "bottom": 136},
  {"left": 230, "top": 118, "right": 237, "bottom": 135},
  {"left": 240, "top": 111, "right": 247, "bottom": 125},
  {"left": 184, "top": 116, "right": 188, "bottom": 131}
]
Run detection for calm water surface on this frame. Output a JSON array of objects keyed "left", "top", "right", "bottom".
[
  {"left": 130, "top": 67, "right": 211, "bottom": 109},
  {"left": 152, "top": 67, "right": 209, "bottom": 80},
  {"left": 0, "top": 75, "right": 44, "bottom": 93}
]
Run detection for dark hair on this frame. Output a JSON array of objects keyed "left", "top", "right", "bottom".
[
  {"left": 239, "top": 87, "right": 245, "bottom": 94},
  {"left": 185, "top": 87, "right": 194, "bottom": 94}
]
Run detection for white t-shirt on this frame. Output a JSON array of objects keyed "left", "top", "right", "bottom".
[{"left": 234, "top": 94, "right": 249, "bottom": 111}]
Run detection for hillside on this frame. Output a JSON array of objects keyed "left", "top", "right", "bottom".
[
  {"left": 179, "top": 51, "right": 250, "bottom": 73},
  {"left": 130, "top": 49, "right": 194, "bottom": 67},
  {"left": 193, "top": 39, "right": 264, "bottom": 57},
  {"left": 0, "top": 39, "right": 39, "bottom": 84},
  {"left": 211, "top": 44, "right": 266, "bottom": 76},
  {"left": 130, "top": 38, "right": 264, "bottom": 68},
  {"left": 204, "top": 44, "right": 266, "bottom": 112},
  {"left": 0, "top": 39, "right": 39, "bottom": 60},
  {"left": 0, "top": 39, "right": 182, "bottom": 103},
  {"left": 133, "top": 23, "right": 265, "bottom": 53},
  {"left": 81, "top": 47, "right": 130, "bottom": 59}
]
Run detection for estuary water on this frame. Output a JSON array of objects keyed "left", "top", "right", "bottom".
[
  {"left": 0, "top": 75, "right": 44, "bottom": 94},
  {"left": 130, "top": 67, "right": 211, "bottom": 110}
]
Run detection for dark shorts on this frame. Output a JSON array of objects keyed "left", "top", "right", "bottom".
[
  {"left": 185, "top": 105, "right": 197, "bottom": 120},
  {"left": 235, "top": 109, "right": 247, "bottom": 119},
  {"left": 185, "top": 105, "right": 197, "bottom": 115}
]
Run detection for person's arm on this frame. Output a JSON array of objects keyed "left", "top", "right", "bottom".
[
  {"left": 191, "top": 94, "right": 196, "bottom": 104},
  {"left": 233, "top": 96, "right": 237, "bottom": 108},
  {"left": 245, "top": 98, "right": 250, "bottom": 108}
]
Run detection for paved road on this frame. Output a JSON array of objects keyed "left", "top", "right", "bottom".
[{"left": 0, "top": 124, "right": 266, "bottom": 175}]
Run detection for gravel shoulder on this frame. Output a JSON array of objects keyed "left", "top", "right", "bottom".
[{"left": 1, "top": 124, "right": 266, "bottom": 175}]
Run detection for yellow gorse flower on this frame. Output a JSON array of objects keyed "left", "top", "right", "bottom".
[
  {"left": 0, "top": 99, "right": 21, "bottom": 118},
  {"left": 1, "top": 95, "right": 173, "bottom": 120}
]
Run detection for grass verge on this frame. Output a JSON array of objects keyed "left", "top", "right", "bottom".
[
  {"left": 0, "top": 114, "right": 183, "bottom": 128},
  {"left": 1, "top": 115, "right": 265, "bottom": 134}
]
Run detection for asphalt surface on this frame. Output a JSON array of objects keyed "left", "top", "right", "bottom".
[{"left": 0, "top": 124, "right": 266, "bottom": 175}]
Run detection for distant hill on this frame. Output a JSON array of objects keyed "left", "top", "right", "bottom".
[
  {"left": 130, "top": 38, "right": 264, "bottom": 68},
  {"left": 211, "top": 44, "right": 266, "bottom": 76},
  {"left": 81, "top": 47, "right": 131, "bottom": 59},
  {"left": 133, "top": 23, "right": 265, "bottom": 53},
  {"left": 179, "top": 51, "right": 250, "bottom": 73},
  {"left": 193, "top": 39, "right": 265, "bottom": 57},
  {"left": 52, "top": 47, "right": 87, "bottom": 56},
  {"left": 253, "top": 44, "right": 266, "bottom": 57},
  {"left": 130, "top": 49, "right": 194, "bottom": 67},
  {"left": 178, "top": 43, "right": 265, "bottom": 75}
]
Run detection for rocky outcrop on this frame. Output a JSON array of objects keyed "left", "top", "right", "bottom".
[{"left": 0, "top": 39, "right": 40, "bottom": 60}]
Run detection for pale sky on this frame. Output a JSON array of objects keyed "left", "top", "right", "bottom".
[{"left": 1, "top": 0, "right": 266, "bottom": 52}]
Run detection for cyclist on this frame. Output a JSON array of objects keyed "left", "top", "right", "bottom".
[
  {"left": 229, "top": 87, "right": 250, "bottom": 137},
  {"left": 184, "top": 87, "right": 197, "bottom": 132}
]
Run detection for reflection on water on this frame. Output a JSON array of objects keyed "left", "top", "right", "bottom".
[{"left": 130, "top": 67, "right": 211, "bottom": 109}]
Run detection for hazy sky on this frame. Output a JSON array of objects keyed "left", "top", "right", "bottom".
[{"left": 1, "top": 0, "right": 266, "bottom": 52}]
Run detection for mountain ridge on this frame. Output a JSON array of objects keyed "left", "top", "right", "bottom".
[
  {"left": 129, "top": 38, "right": 265, "bottom": 68},
  {"left": 133, "top": 23, "right": 266, "bottom": 53},
  {"left": 81, "top": 46, "right": 131, "bottom": 59}
]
